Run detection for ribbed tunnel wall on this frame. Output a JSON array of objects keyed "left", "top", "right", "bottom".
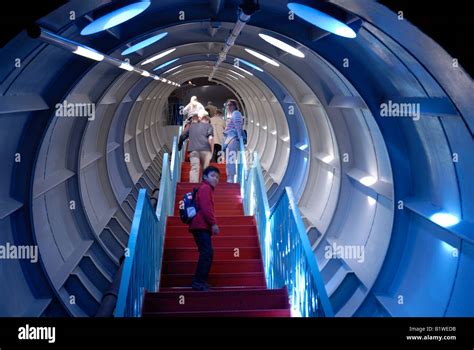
[{"left": 0, "top": 0, "right": 472, "bottom": 317}]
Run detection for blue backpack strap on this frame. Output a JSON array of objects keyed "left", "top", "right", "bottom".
[{"left": 193, "top": 187, "right": 199, "bottom": 210}]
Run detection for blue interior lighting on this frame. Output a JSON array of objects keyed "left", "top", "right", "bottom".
[
  {"left": 122, "top": 32, "right": 168, "bottom": 55},
  {"left": 153, "top": 58, "right": 180, "bottom": 71},
  {"left": 81, "top": 1, "right": 151, "bottom": 36},
  {"left": 287, "top": 3, "right": 357, "bottom": 38},
  {"left": 430, "top": 212, "right": 460, "bottom": 228},
  {"left": 237, "top": 58, "right": 263, "bottom": 72}
]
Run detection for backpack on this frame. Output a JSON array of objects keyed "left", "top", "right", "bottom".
[{"left": 178, "top": 188, "right": 198, "bottom": 223}]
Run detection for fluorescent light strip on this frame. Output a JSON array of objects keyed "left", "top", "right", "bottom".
[
  {"left": 258, "top": 33, "right": 305, "bottom": 58},
  {"left": 228, "top": 70, "right": 245, "bottom": 78},
  {"left": 234, "top": 65, "right": 254, "bottom": 76},
  {"left": 81, "top": 1, "right": 151, "bottom": 36},
  {"left": 237, "top": 58, "right": 264, "bottom": 72},
  {"left": 245, "top": 48, "right": 280, "bottom": 66},
  {"left": 170, "top": 69, "right": 184, "bottom": 76},
  {"left": 287, "top": 3, "right": 357, "bottom": 39},
  {"left": 122, "top": 32, "right": 168, "bottom": 55},
  {"left": 141, "top": 48, "right": 176, "bottom": 65},
  {"left": 163, "top": 64, "right": 182, "bottom": 74},
  {"left": 73, "top": 46, "right": 104, "bottom": 61},
  {"left": 153, "top": 58, "right": 179, "bottom": 71}
]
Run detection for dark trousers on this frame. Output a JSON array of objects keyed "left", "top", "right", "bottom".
[
  {"left": 192, "top": 230, "right": 213, "bottom": 285},
  {"left": 212, "top": 144, "right": 222, "bottom": 163}
]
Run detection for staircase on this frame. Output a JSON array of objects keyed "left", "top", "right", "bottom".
[{"left": 142, "top": 161, "right": 291, "bottom": 317}]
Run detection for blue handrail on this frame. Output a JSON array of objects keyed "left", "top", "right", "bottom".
[
  {"left": 115, "top": 133, "right": 182, "bottom": 317},
  {"left": 270, "top": 188, "right": 334, "bottom": 317},
  {"left": 240, "top": 150, "right": 334, "bottom": 317},
  {"left": 154, "top": 135, "right": 181, "bottom": 289},
  {"left": 114, "top": 188, "right": 160, "bottom": 317},
  {"left": 236, "top": 136, "right": 247, "bottom": 195}
]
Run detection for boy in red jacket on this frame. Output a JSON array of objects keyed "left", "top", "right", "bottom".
[{"left": 189, "top": 166, "right": 220, "bottom": 291}]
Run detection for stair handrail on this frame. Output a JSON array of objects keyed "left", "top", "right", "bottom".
[
  {"left": 240, "top": 151, "right": 334, "bottom": 317},
  {"left": 170, "top": 127, "right": 183, "bottom": 184},
  {"left": 115, "top": 134, "right": 182, "bottom": 317},
  {"left": 270, "top": 187, "right": 334, "bottom": 317},
  {"left": 236, "top": 136, "right": 247, "bottom": 195},
  {"left": 114, "top": 187, "right": 160, "bottom": 317},
  {"left": 154, "top": 134, "right": 181, "bottom": 290}
]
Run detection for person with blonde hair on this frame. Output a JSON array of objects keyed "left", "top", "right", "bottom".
[{"left": 182, "top": 96, "right": 205, "bottom": 120}]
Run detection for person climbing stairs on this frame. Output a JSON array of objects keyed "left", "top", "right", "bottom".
[{"left": 141, "top": 160, "right": 291, "bottom": 317}]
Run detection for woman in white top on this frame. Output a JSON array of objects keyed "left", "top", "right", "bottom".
[
  {"left": 182, "top": 96, "right": 205, "bottom": 121},
  {"left": 223, "top": 99, "right": 243, "bottom": 183}
]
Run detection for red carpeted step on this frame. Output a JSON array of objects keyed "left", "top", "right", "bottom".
[
  {"left": 142, "top": 156, "right": 291, "bottom": 318},
  {"left": 161, "top": 259, "right": 263, "bottom": 274},
  {"left": 175, "top": 195, "right": 242, "bottom": 203},
  {"left": 142, "top": 287, "right": 289, "bottom": 313},
  {"left": 165, "top": 236, "right": 259, "bottom": 248},
  {"left": 163, "top": 247, "right": 261, "bottom": 260},
  {"left": 142, "top": 308, "right": 291, "bottom": 317},
  {"left": 181, "top": 175, "right": 228, "bottom": 182},
  {"left": 180, "top": 164, "right": 228, "bottom": 182},
  {"left": 167, "top": 216, "right": 255, "bottom": 226},
  {"left": 177, "top": 182, "right": 238, "bottom": 189},
  {"left": 174, "top": 209, "right": 244, "bottom": 216},
  {"left": 160, "top": 272, "right": 266, "bottom": 288},
  {"left": 174, "top": 201, "right": 243, "bottom": 213},
  {"left": 176, "top": 189, "right": 242, "bottom": 194},
  {"left": 181, "top": 162, "right": 227, "bottom": 168},
  {"left": 166, "top": 224, "right": 257, "bottom": 237},
  {"left": 175, "top": 189, "right": 239, "bottom": 194},
  {"left": 176, "top": 188, "right": 240, "bottom": 194}
]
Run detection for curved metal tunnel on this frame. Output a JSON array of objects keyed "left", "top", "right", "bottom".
[{"left": 0, "top": 0, "right": 473, "bottom": 317}]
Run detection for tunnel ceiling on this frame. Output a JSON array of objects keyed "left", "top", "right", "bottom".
[{"left": 0, "top": 0, "right": 473, "bottom": 318}]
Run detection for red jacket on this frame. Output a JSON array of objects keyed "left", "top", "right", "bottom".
[{"left": 189, "top": 180, "right": 217, "bottom": 232}]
